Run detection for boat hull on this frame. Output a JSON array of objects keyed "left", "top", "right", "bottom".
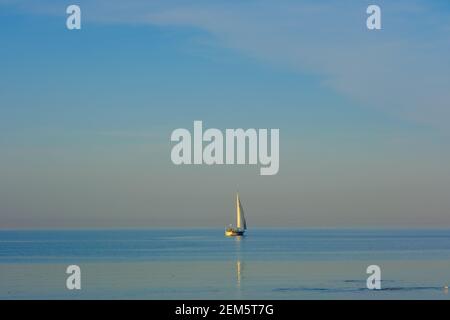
[{"left": 225, "top": 229, "right": 245, "bottom": 237}]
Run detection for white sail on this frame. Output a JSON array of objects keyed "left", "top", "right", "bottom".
[{"left": 236, "top": 194, "right": 247, "bottom": 230}]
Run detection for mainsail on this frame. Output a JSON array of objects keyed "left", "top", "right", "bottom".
[{"left": 236, "top": 194, "right": 247, "bottom": 230}]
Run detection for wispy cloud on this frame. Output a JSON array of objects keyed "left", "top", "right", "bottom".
[{"left": 3, "top": 0, "right": 450, "bottom": 131}]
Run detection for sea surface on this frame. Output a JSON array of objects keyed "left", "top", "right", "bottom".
[{"left": 1, "top": 229, "right": 450, "bottom": 299}]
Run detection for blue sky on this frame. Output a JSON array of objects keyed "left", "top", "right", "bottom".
[{"left": 1, "top": 0, "right": 450, "bottom": 228}]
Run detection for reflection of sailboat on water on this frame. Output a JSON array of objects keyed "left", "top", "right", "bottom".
[
  {"left": 225, "top": 193, "right": 247, "bottom": 237},
  {"left": 236, "top": 260, "right": 242, "bottom": 288}
]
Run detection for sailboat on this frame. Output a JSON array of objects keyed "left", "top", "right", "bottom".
[{"left": 225, "top": 193, "right": 247, "bottom": 236}]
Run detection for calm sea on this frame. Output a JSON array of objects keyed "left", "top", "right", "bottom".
[{"left": 1, "top": 229, "right": 450, "bottom": 299}]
